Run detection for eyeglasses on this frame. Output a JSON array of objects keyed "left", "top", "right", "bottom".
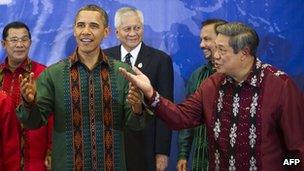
[{"left": 6, "top": 36, "right": 30, "bottom": 44}]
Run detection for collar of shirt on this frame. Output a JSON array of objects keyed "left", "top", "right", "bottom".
[
  {"left": 120, "top": 42, "right": 142, "bottom": 67},
  {"left": 1, "top": 57, "right": 32, "bottom": 73},
  {"left": 69, "top": 48, "right": 109, "bottom": 68},
  {"left": 221, "top": 58, "right": 263, "bottom": 88}
]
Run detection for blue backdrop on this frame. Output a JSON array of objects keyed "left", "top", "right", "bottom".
[{"left": 1, "top": 0, "right": 303, "bottom": 170}]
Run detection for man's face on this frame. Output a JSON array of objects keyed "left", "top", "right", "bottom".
[
  {"left": 200, "top": 24, "right": 217, "bottom": 61},
  {"left": 115, "top": 12, "right": 143, "bottom": 52},
  {"left": 1, "top": 28, "right": 31, "bottom": 64},
  {"left": 74, "top": 10, "right": 109, "bottom": 55},
  {"left": 213, "top": 34, "right": 243, "bottom": 75}
]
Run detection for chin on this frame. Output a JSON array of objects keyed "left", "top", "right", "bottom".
[{"left": 215, "top": 68, "right": 224, "bottom": 73}]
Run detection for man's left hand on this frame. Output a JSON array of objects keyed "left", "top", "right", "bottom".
[
  {"left": 156, "top": 154, "right": 169, "bottom": 171},
  {"left": 127, "top": 83, "right": 143, "bottom": 114}
]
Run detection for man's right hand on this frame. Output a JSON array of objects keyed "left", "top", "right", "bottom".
[
  {"left": 19, "top": 72, "right": 36, "bottom": 104},
  {"left": 176, "top": 159, "right": 188, "bottom": 171}
]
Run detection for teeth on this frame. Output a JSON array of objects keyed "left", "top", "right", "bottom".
[{"left": 81, "top": 38, "right": 92, "bottom": 42}]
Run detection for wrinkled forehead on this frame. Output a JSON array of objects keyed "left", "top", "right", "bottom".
[{"left": 7, "top": 28, "right": 29, "bottom": 37}]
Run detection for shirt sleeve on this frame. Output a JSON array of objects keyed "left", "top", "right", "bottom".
[
  {"left": 154, "top": 81, "right": 205, "bottom": 130},
  {"left": 279, "top": 78, "right": 304, "bottom": 170}
]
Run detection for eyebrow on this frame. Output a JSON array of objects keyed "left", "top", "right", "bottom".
[
  {"left": 7, "top": 35, "right": 30, "bottom": 38},
  {"left": 76, "top": 21, "right": 100, "bottom": 25}
]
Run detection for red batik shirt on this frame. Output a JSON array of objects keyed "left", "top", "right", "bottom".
[
  {"left": 153, "top": 59, "right": 304, "bottom": 171},
  {"left": 0, "top": 58, "right": 53, "bottom": 171},
  {"left": 0, "top": 90, "right": 19, "bottom": 170}
]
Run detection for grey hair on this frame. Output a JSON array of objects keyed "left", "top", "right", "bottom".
[
  {"left": 216, "top": 22, "right": 259, "bottom": 56},
  {"left": 114, "top": 7, "right": 144, "bottom": 28}
]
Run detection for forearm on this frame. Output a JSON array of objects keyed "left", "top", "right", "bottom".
[
  {"left": 16, "top": 104, "right": 47, "bottom": 129},
  {"left": 149, "top": 91, "right": 203, "bottom": 130},
  {"left": 177, "top": 128, "right": 194, "bottom": 160}
]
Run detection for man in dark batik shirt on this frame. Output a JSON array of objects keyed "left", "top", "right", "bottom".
[{"left": 120, "top": 22, "right": 304, "bottom": 171}]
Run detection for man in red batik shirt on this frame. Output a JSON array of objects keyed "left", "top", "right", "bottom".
[
  {"left": 0, "top": 21, "right": 53, "bottom": 171},
  {"left": 120, "top": 22, "right": 304, "bottom": 171}
]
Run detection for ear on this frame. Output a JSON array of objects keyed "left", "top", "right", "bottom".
[
  {"left": 1, "top": 40, "right": 6, "bottom": 48},
  {"left": 240, "top": 47, "right": 250, "bottom": 61},
  {"left": 242, "top": 47, "right": 250, "bottom": 56},
  {"left": 73, "top": 26, "right": 77, "bottom": 37},
  {"left": 115, "top": 28, "right": 119, "bottom": 39},
  {"left": 28, "top": 39, "right": 32, "bottom": 46},
  {"left": 103, "top": 26, "right": 110, "bottom": 37}
]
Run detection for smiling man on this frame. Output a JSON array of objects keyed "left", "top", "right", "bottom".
[
  {"left": 120, "top": 22, "right": 304, "bottom": 170},
  {"left": 177, "top": 19, "right": 227, "bottom": 171},
  {"left": 17, "top": 4, "right": 148, "bottom": 170},
  {"left": 0, "top": 21, "right": 53, "bottom": 171},
  {"left": 104, "top": 7, "right": 173, "bottom": 171}
]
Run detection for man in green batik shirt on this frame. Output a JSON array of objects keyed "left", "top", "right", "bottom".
[
  {"left": 17, "top": 4, "right": 149, "bottom": 171},
  {"left": 177, "top": 19, "right": 227, "bottom": 171}
]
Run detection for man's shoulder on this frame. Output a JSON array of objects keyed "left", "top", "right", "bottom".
[
  {"left": 142, "top": 43, "right": 170, "bottom": 58},
  {"left": 109, "top": 58, "right": 131, "bottom": 71},
  {"left": 31, "top": 60, "right": 46, "bottom": 68},
  {"left": 103, "top": 46, "right": 120, "bottom": 54},
  {"left": 204, "top": 72, "right": 225, "bottom": 85},
  {"left": 43, "top": 58, "right": 69, "bottom": 73},
  {"left": 30, "top": 60, "right": 46, "bottom": 74},
  {"left": 262, "top": 63, "right": 289, "bottom": 81},
  {"left": 192, "top": 66, "right": 206, "bottom": 75}
]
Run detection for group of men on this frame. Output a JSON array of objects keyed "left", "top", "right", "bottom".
[
  {"left": 1, "top": 3, "right": 303, "bottom": 171},
  {"left": 1, "top": 4, "right": 172, "bottom": 171}
]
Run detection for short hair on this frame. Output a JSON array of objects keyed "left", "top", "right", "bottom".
[
  {"left": 216, "top": 22, "right": 259, "bottom": 56},
  {"left": 114, "top": 7, "right": 144, "bottom": 28},
  {"left": 2, "top": 21, "right": 31, "bottom": 40},
  {"left": 75, "top": 4, "right": 109, "bottom": 27},
  {"left": 201, "top": 19, "right": 227, "bottom": 34}
]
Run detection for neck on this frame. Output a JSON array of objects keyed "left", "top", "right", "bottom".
[
  {"left": 78, "top": 49, "right": 100, "bottom": 70},
  {"left": 8, "top": 58, "right": 24, "bottom": 72},
  {"left": 231, "top": 57, "right": 255, "bottom": 83}
]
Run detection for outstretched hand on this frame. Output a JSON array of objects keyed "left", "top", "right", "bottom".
[
  {"left": 119, "top": 66, "right": 154, "bottom": 99},
  {"left": 19, "top": 72, "right": 36, "bottom": 104}
]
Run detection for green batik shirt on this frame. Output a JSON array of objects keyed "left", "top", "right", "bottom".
[
  {"left": 17, "top": 50, "right": 148, "bottom": 171},
  {"left": 177, "top": 62, "right": 214, "bottom": 171}
]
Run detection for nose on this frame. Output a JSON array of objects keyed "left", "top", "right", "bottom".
[
  {"left": 82, "top": 25, "right": 92, "bottom": 35},
  {"left": 15, "top": 41, "right": 24, "bottom": 48},
  {"left": 128, "top": 29, "right": 137, "bottom": 36},
  {"left": 200, "top": 40, "right": 206, "bottom": 49},
  {"left": 213, "top": 50, "right": 220, "bottom": 60}
]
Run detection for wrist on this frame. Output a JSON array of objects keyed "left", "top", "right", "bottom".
[
  {"left": 147, "top": 90, "right": 160, "bottom": 107},
  {"left": 146, "top": 88, "right": 154, "bottom": 99}
]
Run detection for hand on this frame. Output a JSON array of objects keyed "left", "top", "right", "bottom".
[
  {"left": 176, "top": 159, "right": 187, "bottom": 171},
  {"left": 19, "top": 72, "right": 36, "bottom": 104},
  {"left": 119, "top": 67, "right": 154, "bottom": 99},
  {"left": 44, "top": 153, "right": 51, "bottom": 171},
  {"left": 127, "top": 83, "right": 143, "bottom": 114},
  {"left": 156, "top": 154, "right": 168, "bottom": 171}
]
